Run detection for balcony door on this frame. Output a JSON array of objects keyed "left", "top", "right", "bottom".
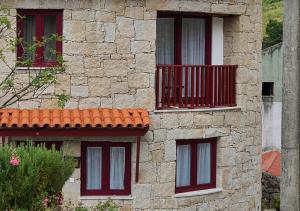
[
  {"left": 181, "top": 18, "right": 205, "bottom": 65},
  {"left": 156, "top": 16, "right": 207, "bottom": 65},
  {"left": 156, "top": 14, "right": 211, "bottom": 106}
]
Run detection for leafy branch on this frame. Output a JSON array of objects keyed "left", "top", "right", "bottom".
[{"left": 0, "top": 7, "right": 70, "bottom": 108}]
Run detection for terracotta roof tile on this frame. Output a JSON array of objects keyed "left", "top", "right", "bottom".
[
  {"left": 0, "top": 108, "right": 150, "bottom": 129},
  {"left": 262, "top": 150, "right": 281, "bottom": 177}
]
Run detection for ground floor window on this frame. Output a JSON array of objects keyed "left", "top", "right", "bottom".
[
  {"left": 16, "top": 141, "right": 62, "bottom": 151},
  {"left": 81, "top": 142, "right": 131, "bottom": 196},
  {"left": 176, "top": 138, "right": 217, "bottom": 193}
]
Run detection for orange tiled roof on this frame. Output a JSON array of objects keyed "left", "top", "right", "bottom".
[
  {"left": 262, "top": 150, "right": 281, "bottom": 177},
  {"left": 0, "top": 108, "right": 149, "bottom": 129}
]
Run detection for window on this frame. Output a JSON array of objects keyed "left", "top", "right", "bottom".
[
  {"left": 17, "top": 9, "right": 63, "bottom": 67},
  {"left": 262, "top": 82, "right": 274, "bottom": 96},
  {"left": 176, "top": 138, "right": 216, "bottom": 193},
  {"left": 81, "top": 142, "right": 131, "bottom": 196},
  {"left": 156, "top": 12, "right": 212, "bottom": 65},
  {"left": 16, "top": 141, "right": 62, "bottom": 151}
]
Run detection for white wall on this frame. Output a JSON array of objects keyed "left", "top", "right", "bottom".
[
  {"left": 212, "top": 17, "right": 223, "bottom": 65},
  {"left": 262, "top": 102, "right": 282, "bottom": 150}
]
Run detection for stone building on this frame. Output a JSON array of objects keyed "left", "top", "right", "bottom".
[
  {"left": 281, "top": 0, "right": 300, "bottom": 210},
  {"left": 0, "top": 0, "right": 262, "bottom": 210}
]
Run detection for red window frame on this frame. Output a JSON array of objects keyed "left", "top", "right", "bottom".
[
  {"left": 81, "top": 142, "right": 131, "bottom": 196},
  {"left": 16, "top": 9, "right": 63, "bottom": 67},
  {"left": 157, "top": 11, "right": 212, "bottom": 65},
  {"left": 175, "top": 138, "right": 217, "bottom": 193}
]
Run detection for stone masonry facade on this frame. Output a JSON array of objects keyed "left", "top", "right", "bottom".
[{"left": 0, "top": 0, "right": 262, "bottom": 210}]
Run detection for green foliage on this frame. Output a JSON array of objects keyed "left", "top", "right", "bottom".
[
  {"left": 263, "top": 0, "right": 281, "bottom": 4},
  {"left": 56, "top": 93, "right": 71, "bottom": 108},
  {"left": 262, "top": 0, "right": 283, "bottom": 49},
  {"left": 263, "top": 19, "right": 282, "bottom": 49},
  {"left": 263, "top": 0, "right": 283, "bottom": 36},
  {"left": 94, "top": 199, "right": 119, "bottom": 211},
  {"left": 61, "top": 199, "right": 120, "bottom": 211},
  {"left": 0, "top": 143, "right": 75, "bottom": 211},
  {"left": 273, "top": 195, "right": 280, "bottom": 210}
]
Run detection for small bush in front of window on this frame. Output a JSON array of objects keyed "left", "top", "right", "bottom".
[
  {"left": 0, "top": 142, "right": 75, "bottom": 211},
  {"left": 61, "top": 199, "right": 120, "bottom": 211},
  {"left": 94, "top": 199, "right": 119, "bottom": 211}
]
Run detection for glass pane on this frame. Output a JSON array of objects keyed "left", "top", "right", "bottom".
[
  {"left": 44, "top": 16, "right": 57, "bottom": 62},
  {"left": 23, "top": 16, "right": 36, "bottom": 61},
  {"left": 110, "top": 147, "right": 125, "bottom": 190},
  {"left": 181, "top": 18, "right": 206, "bottom": 97},
  {"left": 87, "top": 147, "right": 102, "bottom": 190},
  {"left": 197, "top": 143, "right": 211, "bottom": 184},
  {"left": 181, "top": 18, "right": 205, "bottom": 65},
  {"left": 176, "top": 144, "right": 191, "bottom": 187},
  {"left": 156, "top": 18, "right": 174, "bottom": 65}
]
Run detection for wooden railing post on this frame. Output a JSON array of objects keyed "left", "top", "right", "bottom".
[{"left": 155, "top": 66, "right": 160, "bottom": 109}]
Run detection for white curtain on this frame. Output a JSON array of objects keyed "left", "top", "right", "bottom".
[
  {"left": 87, "top": 147, "right": 102, "bottom": 190},
  {"left": 197, "top": 143, "right": 211, "bottom": 184},
  {"left": 182, "top": 18, "right": 205, "bottom": 97},
  {"left": 110, "top": 147, "right": 125, "bottom": 190},
  {"left": 44, "top": 16, "right": 57, "bottom": 61},
  {"left": 176, "top": 145, "right": 191, "bottom": 187},
  {"left": 23, "top": 16, "right": 36, "bottom": 60},
  {"left": 182, "top": 18, "right": 205, "bottom": 65},
  {"left": 156, "top": 18, "right": 174, "bottom": 65}
]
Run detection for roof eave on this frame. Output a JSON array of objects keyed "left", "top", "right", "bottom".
[{"left": 0, "top": 126, "right": 149, "bottom": 137}]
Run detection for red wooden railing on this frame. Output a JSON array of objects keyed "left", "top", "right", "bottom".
[{"left": 155, "top": 65, "right": 237, "bottom": 109}]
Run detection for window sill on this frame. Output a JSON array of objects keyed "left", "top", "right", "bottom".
[
  {"left": 79, "top": 195, "right": 133, "bottom": 200},
  {"left": 16, "top": 66, "right": 60, "bottom": 71},
  {"left": 173, "top": 188, "right": 222, "bottom": 198},
  {"left": 16, "top": 67, "right": 46, "bottom": 71},
  {"left": 154, "top": 106, "right": 241, "bottom": 113}
]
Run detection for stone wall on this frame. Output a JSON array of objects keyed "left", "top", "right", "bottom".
[
  {"left": 262, "top": 172, "right": 280, "bottom": 210},
  {"left": 1, "top": 0, "right": 262, "bottom": 210},
  {"left": 281, "top": 0, "right": 300, "bottom": 210}
]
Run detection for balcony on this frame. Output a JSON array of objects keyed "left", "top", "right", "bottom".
[{"left": 155, "top": 65, "right": 237, "bottom": 110}]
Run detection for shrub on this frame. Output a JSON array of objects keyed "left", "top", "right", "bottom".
[
  {"left": 0, "top": 143, "right": 75, "bottom": 211},
  {"left": 94, "top": 199, "right": 119, "bottom": 211},
  {"left": 263, "top": 19, "right": 283, "bottom": 49},
  {"left": 62, "top": 199, "right": 119, "bottom": 211}
]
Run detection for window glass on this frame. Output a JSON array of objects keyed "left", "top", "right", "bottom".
[
  {"left": 110, "top": 147, "right": 125, "bottom": 190},
  {"left": 175, "top": 139, "right": 216, "bottom": 193},
  {"left": 176, "top": 144, "right": 191, "bottom": 187},
  {"left": 17, "top": 10, "right": 62, "bottom": 66},
  {"left": 44, "top": 16, "right": 57, "bottom": 62},
  {"left": 87, "top": 147, "right": 102, "bottom": 190},
  {"left": 181, "top": 18, "right": 205, "bottom": 65},
  {"left": 156, "top": 18, "right": 174, "bottom": 65},
  {"left": 197, "top": 143, "right": 211, "bottom": 184},
  {"left": 262, "top": 82, "right": 274, "bottom": 96},
  {"left": 23, "top": 16, "right": 36, "bottom": 61}
]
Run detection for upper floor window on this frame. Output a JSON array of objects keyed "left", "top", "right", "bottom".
[
  {"left": 155, "top": 12, "right": 237, "bottom": 110},
  {"left": 156, "top": 12, "right": 211, "bottom": 65},
  {"left": 176, "top": 138, "right": 217, "bottom": 193},
  {"left": 81, "top": 142, "right": 131, "bottom": 196},
  {"left": 17, "top": 10, "right": 63, "bottom": 67}
]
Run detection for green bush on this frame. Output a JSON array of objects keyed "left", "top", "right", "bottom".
[
  {"left": 94, "top": 199, "right": 119, "bottom": 211},
  {"left": 263, "top": 19, "right": 283, "bottom": 49},
  {"left": 63, "top": 199, "right": 119, "bottom": 211},
  {"left": 0, "top": 143, "right": 75, "bottom": 211}
]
